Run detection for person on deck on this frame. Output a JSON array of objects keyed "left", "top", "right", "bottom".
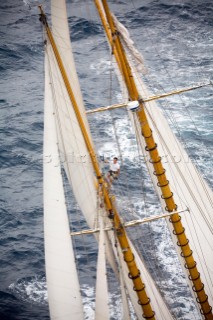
[{"left": 107, "top": 157, "right": 120, "bottom": 182}]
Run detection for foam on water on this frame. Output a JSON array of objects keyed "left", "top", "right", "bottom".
[
  {"left": 1, "top": 0, "right": 213, "bottom": 319},
  {"left": 9, "top": 275, "right": 48, "bottom": 305}
]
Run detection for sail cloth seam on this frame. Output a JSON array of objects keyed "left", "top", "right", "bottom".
[
  {"left": 143, "top": 104, "right": 213, "bottom": 294},
  {"left": 110, "top": 16, "right": 178, "bottom": 302},
  {"left": 138, "top": 91, "right": 213, "bottom": 316},
  {"left": 144, "top": 105, "right": 213, "bottom": 234},
  {"left": 97, "top": 1, "right": 183, "bottom": 318},
  {"left": 130, "top": 0, "right": 210, "bottom": 143},
  {"left": 41, "top": 6, "right": 163, "bottom": 319},
  {"left": 98, "top": 0, "right": 213, "bottom": 315},
  {"left": 106, "top": 12, "right": 178, "bottom": 318},
  {"left": 46, "top": 40, "right": 97, "bottom": 230},
  {"left": 150, "top": 114, "right": 213, "bottom": 298},
  {"left": 155, "top": 95, "right": 213, "bottom": 218},
  {"left": 107, "top": 51, "right": 138, "bottom": 222},
  {"left": 46, "top": 39, "right": 95, "bottom": 277},
  {"left": 131, "top": 112, "right": 192, "bottom": 316},
  {"left": 129, "top": 0, "right": 213, "bottom": 218},
  {"left": 131, "top": 112, "right": 176, "bottom": 307},
  {"left": 43, "top": 35, "right": 84, "bottom": 318}
]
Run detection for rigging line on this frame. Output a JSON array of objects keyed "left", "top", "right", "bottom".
[
  {"left": 133, "top": 116, "right": 204, "bottom": 318},
  {"left": 112, "top": 58, "right": 156, "bottom": 225},
  {"left": 130, "top": 46, "right": 208, "bottom": 161},
  {"left": 131, "top": 49, "right": 212, "bottom": 220},
  {"left": 106, "top": 0, "right": 211, "bottom": 316},
  {"left": 43, "top": 20, "right": 83, "bottom": 278},
  {"left": 42, "top": 6, "right": 174, "bottom": 316},
  {"left": 132, "top": 112, "right": 160, "bottom": 216},
  {"left": 46, "top": 45, "right": 84, "bottom": 221},
  {"left": 131, "top": 86, "right": 213, "bottom": 296},
  {"left": 130, "top": 0, "right": 208, "bottom": 85},
  {"left": 46, "top": 37, "right": 98, "bottom": 258},
  {"left": 160, "top": 84, "right": 209, "bottom": 158},
  {"left": 143, "top": 105, "right": 213, "bottom": 291},
  {"left": 162, "top": 104, "right": 213, "bottom": 213},
  {"left": 130, "top": 114, "right": 174, "bottom": 306},
  {"left": 112, "top": 226, "right": 132, "bottom": 319},
  {"left": 108, "top": 55, "right": 137, "bottom": 222},
  {"left": 46, "top": 26, "right": 99, "bottom": 221},
  {"left": 144, "top": 103, "right": 213, "bottom": 233},
  {"left": 146, "top": 109, "right": 213, "bottom": 293},
  {"left": 45, "top": 43, "right": 87, "bottom": 277},
  {"left": 130, "top": 0, "right": 211, "bottom": 146}
]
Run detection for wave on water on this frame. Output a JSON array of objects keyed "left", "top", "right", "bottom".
[
  {"left": 0, "top": 0, "right": 212, "bottom": 319},
  {"left": 9, "top": 275, "right": 47, "bottom": 305}
]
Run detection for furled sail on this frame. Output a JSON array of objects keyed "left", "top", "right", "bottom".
[
  {"left": 43, "top": 52, "right": 84, "bottom": 319},
  {"left": 114, "top": 17, "right": 213, "bottom": 308}
]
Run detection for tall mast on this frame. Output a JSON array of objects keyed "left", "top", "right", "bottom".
[
  {"left": 39, "top": 6, "right": 157, "bottom": 319},
  {"left": 96, "top": 0, "right": 213, "bottom": 319}
]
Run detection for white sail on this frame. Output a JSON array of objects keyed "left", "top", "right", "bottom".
[
  {"left": 118, "top": 261, "right": 131, "bottom": 320},
  {"left": 42, "top": 1, "right": 212, "bottom": 318},
  {"left": 120, "top": 238, "right": 175, "bottom": 320},
  {"left": 114, "top": 15, "right": 213, "bottom": 308},
  {"left": 133, "top": 72, "right": 213, "bottom": 307},
  {"left": 43, "top": 52, "right": 84, "bottom": 319},
  {"left": 123, "top": 52, "right": 213, "bottom": 310},
  {"left": 48, "top": 0, "right": 98, "bottom": 228},
  {"left": 95, "top": 216, "right": 110, "bottom": 320}
]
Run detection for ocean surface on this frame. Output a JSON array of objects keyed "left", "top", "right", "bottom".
[{"left": 0, "top": 0, "right": 213, "bottom": 319}]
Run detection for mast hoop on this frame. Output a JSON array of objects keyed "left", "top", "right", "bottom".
[
  {"left": 145, "top": 143, "right": 157, "bottom": 152},
  {"left": 196, "top": 294, "right": 208, "bottom": 304},
  {"left": 153, "top": 168, "right": 166, "bottom": 176},
  {"left": 149, "top": 156, "right": 162, "bottom": 164},
  {"left": 169, "top": 215, "right": 181, "bottom": 223},
  {"left": 128, "top": 270, "right": 141, "bottom": 280},
  {"left": 172, "top": 226, "right": 185, "bottom": 236},
  {"left": 161, "top": 192, "right": 174, "bottom": 200},
  {"left": 181, "top": 249, "right": 193, "bottom": 259},
  {"left": 134, "top": 284, "right": 145, "bottom": 292},
  {"left": 157, "top": 180, "right": 169, "bottom": 188},
  {"left": 200, "top": 306, "right": 212, "bottom": 316},
  {"left": 138, "top": 297, "right": 151, "bottom": 306},
  {"left": 184, "top": 261, "right": 197, "bottom": 270},
  {"left": 142, "top": 311, "right": 156, "bottom": 319},
  {"left": 192, "top": 283, "right": 204, "bottom": 293},
  {"left": 188, "top": 272, "right": 200, "bottom": 281},
  {"left": 177, "top": 239, "right": 189, "bottom": 247}
]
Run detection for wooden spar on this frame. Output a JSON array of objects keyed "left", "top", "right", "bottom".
[
  {"left": 71, "top": 208, "right": 190, "bottom": 236},
  {"left": 38, "top": 6, "right": 156, "bottom": 319},
  {"left": 86, "top": 82, "right": 211, "bottom": 115},
  {"left": 98, "top": 0, "right": 213, "bottom": 318}
]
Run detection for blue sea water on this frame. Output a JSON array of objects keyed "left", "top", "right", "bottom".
[{"left": 0, "top": 0, "right": 213, "bottom": 319}]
